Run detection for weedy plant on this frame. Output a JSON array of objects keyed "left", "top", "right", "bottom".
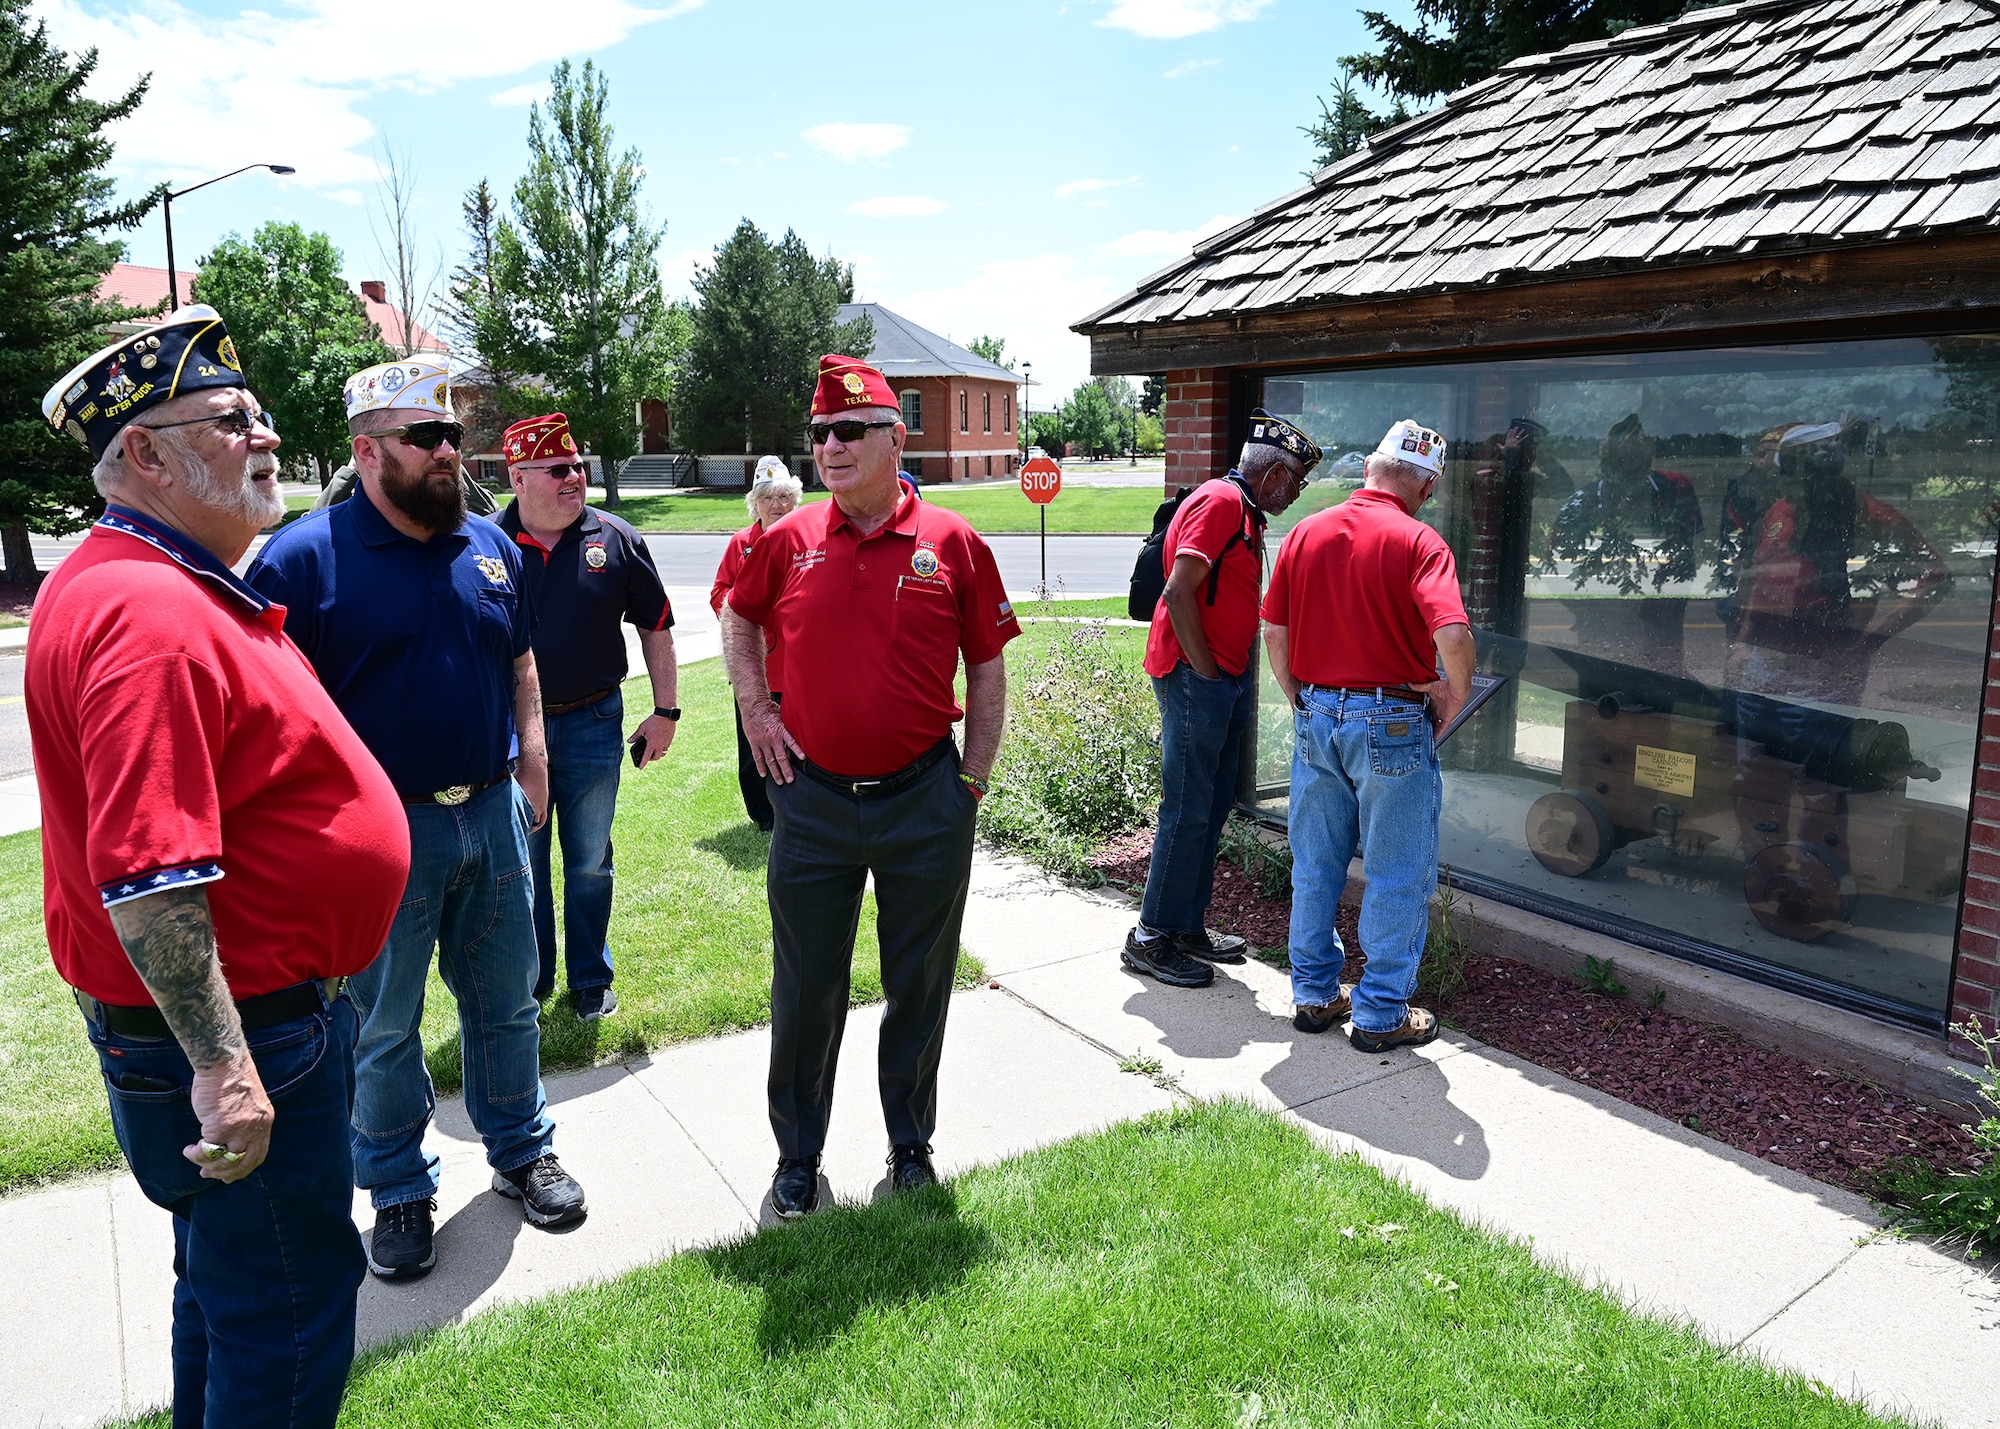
[
  {"left": 1416, "top": 873, "right": 1474, "bottom": 1005},
  {"left": 1576, "top": 955, "right": 1629, "bottom": 999},
  {"left": 982, "top": 623, "right": 1161, "bottom": 883},
  {"left": 1873, "top": 1019, "right": 2000, "bottom": 1260},
  {"left": 1219, "top": 814, "right": 1294, "bottom": 900}
]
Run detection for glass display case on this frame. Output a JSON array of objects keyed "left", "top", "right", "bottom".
[{"left": 1249, "top": 337, "right": 2000, "bottom": 1028}]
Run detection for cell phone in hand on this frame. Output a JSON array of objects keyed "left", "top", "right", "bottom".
[{"left": 629, "top": 732, "right": 646, "bottom": 768}]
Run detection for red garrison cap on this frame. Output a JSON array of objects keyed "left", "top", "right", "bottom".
[
  {"left": 810, "top": 355, "right": 897, "bottom": 418},
  {"left": 502, "top": 413, "right": 577, "bottom": 466}
]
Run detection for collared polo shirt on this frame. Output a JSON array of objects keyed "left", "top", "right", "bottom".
[
  {"left": 726, "top": 489, "right": 1019, "bottom": 777},
  {"left": 245, "top": 484, "right": 534, "bottom": 797},
  {"left": 1143, "top": 474, "right": 1267, "bottom": 678},
  {"left": 27, "top": 507, "right": 409, "bottom": 1006},
  {"left": 496, "top": 502, "right": 671, "bottom": 706},
  {"left": 711, "top": 520, "right": 784, "bottom": 692},
  {"left": 1261, "top": 487, "right": 1468, "bottom": 688}
]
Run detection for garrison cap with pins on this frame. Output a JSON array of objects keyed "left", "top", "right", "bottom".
[
  {"left": 42, "top": 305, "right": 248, "bottom": 460},
  {"left": 1374, "top": 418, "right": 1448, "bottom": 478},
  {"left": 1245, "top": 408, "right": 1323, "bottom": 474},
  {"left": 344, "top": 358, "right": 452, "bottom": 421}
]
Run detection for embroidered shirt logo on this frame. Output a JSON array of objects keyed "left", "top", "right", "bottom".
[{"left": 474, "top": 555, "right": 510, "bottom": 587}]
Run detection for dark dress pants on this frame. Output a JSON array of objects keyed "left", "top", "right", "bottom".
[
  {"left": 734, "top": 693, "right": 779, "bottom": 829},
  {"left": 765, "top": 747, "right": 978, "bottom": 1161}
]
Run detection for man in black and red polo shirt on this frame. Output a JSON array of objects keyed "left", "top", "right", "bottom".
[
  {"left": 1262, "top": 420, "right": 1473, "bottom": 1053},
  {"left": 28, "top": 308, "right": 410, "bottom": 1426},
  {"left": 496, "top": 413, "right": 678, "bottom": 1022},
  {"left": 721, "top": 354, "right": 1018, "bottom": 1219},
  {"left": 1125, "top": 410, "right": 1318, "bottom": 989}
]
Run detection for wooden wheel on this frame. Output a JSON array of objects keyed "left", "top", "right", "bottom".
[
  {"left": 1525, "top": 790, "right": 1617, "bottom": 877},
  {"left": 1742, "top": 842, "right": 1856, "bottom": 942}
]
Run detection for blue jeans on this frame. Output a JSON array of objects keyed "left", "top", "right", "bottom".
[
  {"left": 529, "top": 690, "right": 624, "bottom": 996},
  {"left": 1287, "top": 688, "right": 1442, "bottom": 1034},
  {"left": 87, "top": 991, "right": 364, "bottom": 1429},
  {"left": 348, "top": 779, "right": 555, "bottom": 1208},
  {"left": 1140, "top": 661, "right": 1258, "bottom": 935}
]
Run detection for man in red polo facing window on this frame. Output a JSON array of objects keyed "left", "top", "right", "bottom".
[
  {"left": 27, "top": 308, "right": 409, "bottom": 1426},
  {"left": 722, "top": 355, "right": 1019, "bottom": 1220}
]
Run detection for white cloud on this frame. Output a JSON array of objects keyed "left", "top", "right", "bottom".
[
  {"left": 1163, "top": 57, "right": 1220, "bottom": 78},
  {"left": 847, "top": 195, "right": 947, "bottom": 218},
  {"left": 1054, "top": 175, "right": 1139, "bottom": 199},
  {"left": 34, "top": 0, "right": 700, "bottom": 191},
  {"left": 801, "top": 122, "right": 912, "bottom": 162},
  {"left": 883, "top": 255, "right": 1124, "bottom": 403},
  {"left": 659, "top": 247, "right": 707, "bottom": 300},
  {"left": 1097, "top": 0, "right": 1270, "bottom": 40},
  {"left": 491, "top": 81, "right": 550, "bottom": 107},
  {"left": 1095, "top": 213, "right": 1240, "bottom": 259}
]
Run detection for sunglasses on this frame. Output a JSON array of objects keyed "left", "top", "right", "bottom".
[
  {"left": 139, "top": 408, "right": 277, "bottom": 439},
  {"left": 808, "top": 419, "right": 896, "bottom": 446},
  {"left": 373, "top": 420, "right": 465, "bottom": 452},
  {"left": 531, "top": 462, "right": 590, "bottom": 479}
]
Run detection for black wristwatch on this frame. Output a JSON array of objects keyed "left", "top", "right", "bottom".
[{"left": 655, "top": 706, "right": 681, "bottom": 721}]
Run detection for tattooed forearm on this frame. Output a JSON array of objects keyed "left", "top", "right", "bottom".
[
  {"left": 106, "top": 887, "right": 245, "bottom": 1070},
  {"left": 513, "top": 653, "right": 547, "bottom": 760}
]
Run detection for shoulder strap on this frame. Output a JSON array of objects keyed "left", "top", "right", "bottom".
[{"left": 1204, "top": 479, "right": 1260, "bottom": 606}]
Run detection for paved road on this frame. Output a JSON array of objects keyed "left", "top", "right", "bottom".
[
  {"left": 641, "top": 532, "right": 1136, "bottom": 598},
  {"left": 0, "top": 651, "right": 26, "bottom": 780}
]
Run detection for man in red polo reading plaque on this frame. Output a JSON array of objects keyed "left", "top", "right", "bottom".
[{"left": 721, "top": 354, "right": 1019, "bottom": 1220}]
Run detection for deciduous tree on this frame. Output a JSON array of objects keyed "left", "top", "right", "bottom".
[
  {"left": 969, "top": 334, "right": 1014, "bottom": 370},
  {"left": 1062, "top": 381, "right": 1121, "bottom": 460},
  {"left": 0, "top": 0, "right": 158, "bottom": 582}
]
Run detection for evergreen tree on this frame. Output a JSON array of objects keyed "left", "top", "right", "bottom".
[
  {"left": 1348, "top": 0, "right": 1695, "bottom": 104},
  {"left": 1140, "top": 373, "right": 1167, "bottom": 418},
  {"left": 676, "top": 218, "right": 872, "bottom": 459},
  {"left": 194, "top": 223, "right": 392, "bottom": 485},
  {"left": 474, "top": 61, "right": 679, "bottom": 507},
  {"left": 0, "top": 1, "right": 158, "bottom": 582},
  {"left": 1302, "top": 64, "right": 1409, "bottom": 172}
]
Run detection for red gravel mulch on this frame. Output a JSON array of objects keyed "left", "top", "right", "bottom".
[
  {"left": 1088, "top": 830, "right": 1982, "bottom": 1194},
  {"left": 0, "top": 579, "right": 40, "bottom": 623}
]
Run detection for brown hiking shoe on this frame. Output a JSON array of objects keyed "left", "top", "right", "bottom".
[
  {"left": 1349, "top": 1006, "right": 1441, "bottom": 1053},
  {"left": 1292, "top": 985, "right": 1355, "bottom": 1034}
]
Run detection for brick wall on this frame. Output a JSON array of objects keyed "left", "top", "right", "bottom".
[
  {"left": 896, "top": 375, "right": 1019, "bottom": 481},
  {"left": 1955, "top": 597, "right": 2000, "bottom": 1055},
  {"left": 1162, "top": 368, "right": 1230, "bottom": 494}
]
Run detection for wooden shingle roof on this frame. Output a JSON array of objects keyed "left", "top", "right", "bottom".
[{"left": 1077, "top": 0, "right": 2000, "bottom": 335}]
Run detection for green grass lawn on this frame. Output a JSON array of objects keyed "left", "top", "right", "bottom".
[
  {"left": 121, "top": 1101, "right": 1902, "bottom": 1428},
  {"left": 0, "top": 659, "right": 977, "bottom": 1193},
  {"left": 1017, "top": 596, "right": 1139, "bottom": 621},
  {"left": 606, "top": 484, "right": 1167, "bottom": 535}
]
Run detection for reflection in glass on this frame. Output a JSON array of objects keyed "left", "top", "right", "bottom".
[{"left": 1252, "top": 338, "right": 2000, "bottom": 1027}]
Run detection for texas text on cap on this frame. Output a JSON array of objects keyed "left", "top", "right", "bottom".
[
  {"left": 810, "top": 355, "right": 897, "bottom": 417},
  {"left": 1375, "top": 418, "right": 1447, "bottom": 478},
  {"left": 1246, "top": 407, "right": 1323, "bottom": 473},
  {"left": 344, "top": 359, "right": 451, "bottom": 421},
  {"left": 503, "top": 413, "right": 576, "bottom": 465},
  {"left": 43, "top": 305, "right": 247, "bottom": 460}
]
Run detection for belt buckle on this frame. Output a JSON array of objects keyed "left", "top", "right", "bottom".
[{"left": 434, "top": 785, "right": 472, "bottom": 806}]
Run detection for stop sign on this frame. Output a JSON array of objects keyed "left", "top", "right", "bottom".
[{"left": 1020, "top": 454, "right": 1062, "bottom": 505}]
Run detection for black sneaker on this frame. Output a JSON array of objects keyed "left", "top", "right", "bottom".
[
  {"left": 493, "top": 1153, "right": 588, "bottom": 1227},
  {"left": 888, "top": 1143, "right": 937, "bottom": 1193},
  {"left": 771, "top": 1157, "right": 821, "bottom": 1219},
  {"left": 1172, "top": 928, "right": 1247, "bottom": 964},
  {"left": 574, "top": 986, "right": 618, "bottom": 1022},
  {"left": 367, "top": 1198, "right": 437, "bottom": 1281},
  {"left": 1122, "top": 927, "right": 1215, "bottom": 988}
]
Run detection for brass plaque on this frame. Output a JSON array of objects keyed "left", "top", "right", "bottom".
[{"left": 1634, "top": 745, "right": 1697, "bottom": 799}]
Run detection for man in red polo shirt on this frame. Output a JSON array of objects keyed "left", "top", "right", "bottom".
[
  {"left": 28, "top": 308, "right": 409, "bottom": 1426},
  {"left": 1262, "top": 419, "right": 1473, "bottom": 1053},
  {"left": 1124, "top": 409, "right": 1317, "bottom": 989},
  {"left": 722, "top": 355, "right": 1018, "bottom": 1219}
]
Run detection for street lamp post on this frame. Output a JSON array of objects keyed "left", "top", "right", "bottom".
[
  {"left": 1020, "top": 361, "right": 1032, "bottom": 464},
  {"left": 1130, "top": 390, "right": 1139, "bottom": 466},
  {"left": 163, "top": 163, "right": 296, "bottom": 305}
]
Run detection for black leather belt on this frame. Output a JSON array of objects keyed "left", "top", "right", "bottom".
[
  {"left": 797, "top": 737, "right": 955, "bottom": 799},
  {"left": 76, "top": 977, "right": 345, "bottom": 1041},
  {"left": 1302, "top": 683, "right": 1430, "bottom": 705},
  {"left": 544, "top": 684, "right": 618, "bottom": 717},
  {"left": 401, "top": 771, "right": 511, "bottom": 807}
]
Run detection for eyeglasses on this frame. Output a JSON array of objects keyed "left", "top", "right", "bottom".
[
  {"left": 531, "top": 462, "right": 590, "bottom": 479},
  {"left": 808, "top": 419, "right": 896, "bottom": 446},
  {"left": 136, "top": 408, "right": 277, "bottom": 439},
  {"left": 373, "top": 420, "right": 464, "bottom": 452}
]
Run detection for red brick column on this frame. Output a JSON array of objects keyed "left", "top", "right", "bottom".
[
  {"left": 1956, "top": 597, "right": 2000, "bottom": 1054},
  {"left": 1162, "top": 368, "right": 1230, "bottom": 495}
]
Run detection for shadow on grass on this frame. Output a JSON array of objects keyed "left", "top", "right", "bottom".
[
  {"left": 696, "top": 823, "right": 773, "bottom": 872},
  {"left": 702, "top": 1184, "right": 991, "bottom": 1356}
]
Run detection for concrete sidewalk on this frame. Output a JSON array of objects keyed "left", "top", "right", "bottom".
[{"left": 5, "top": 851, "right": 1996, "bottom": 1429}]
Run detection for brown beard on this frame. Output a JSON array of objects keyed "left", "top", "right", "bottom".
[{"left": 378, "top": 443, "right": 466, "bottom": 532}]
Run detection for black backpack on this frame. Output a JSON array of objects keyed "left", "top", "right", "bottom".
[{"left": 1126, "top": 481, "right": 1254, "bottom": 621}]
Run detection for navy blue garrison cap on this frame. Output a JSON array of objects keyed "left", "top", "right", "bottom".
[{"left": 42, "top": 305, "right": 248, "bottom": 460}]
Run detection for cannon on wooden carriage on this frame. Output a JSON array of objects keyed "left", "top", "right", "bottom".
[{"left": 1480, "top": 635, "right": 1967, "bottom": 943}]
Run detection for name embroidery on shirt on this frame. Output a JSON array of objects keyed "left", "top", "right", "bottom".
[{"left": 792, "top": 547, "right": 826, "bottom": 574}]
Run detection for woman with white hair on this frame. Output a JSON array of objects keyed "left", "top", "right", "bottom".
[{"left": 710, "top": 457, "right": 804, "bottom": 830}]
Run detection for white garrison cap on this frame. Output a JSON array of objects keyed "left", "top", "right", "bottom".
[
  {"left": 343, "top": 359, "right": 451, "bottom": 420},
  {"left": 1374, "top": 418, "right": 1447, "bottom": 477}
]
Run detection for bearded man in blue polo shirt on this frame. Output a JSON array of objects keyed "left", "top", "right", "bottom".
[{"left": 248, "top": 360, "right": 587, "bottom": 1282}]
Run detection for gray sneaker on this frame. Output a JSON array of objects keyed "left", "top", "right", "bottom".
[{"left": 574, "top": 986, "right": 618, "bottom": 1022}]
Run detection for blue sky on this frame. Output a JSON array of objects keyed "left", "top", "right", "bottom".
[{"left": 39, "top": 0, "right": 1414, "bottom": 399}]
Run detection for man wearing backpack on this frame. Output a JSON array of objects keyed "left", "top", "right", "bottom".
[{"left": 1124, "top": 410, "right": 1319, "bottom": 987}]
